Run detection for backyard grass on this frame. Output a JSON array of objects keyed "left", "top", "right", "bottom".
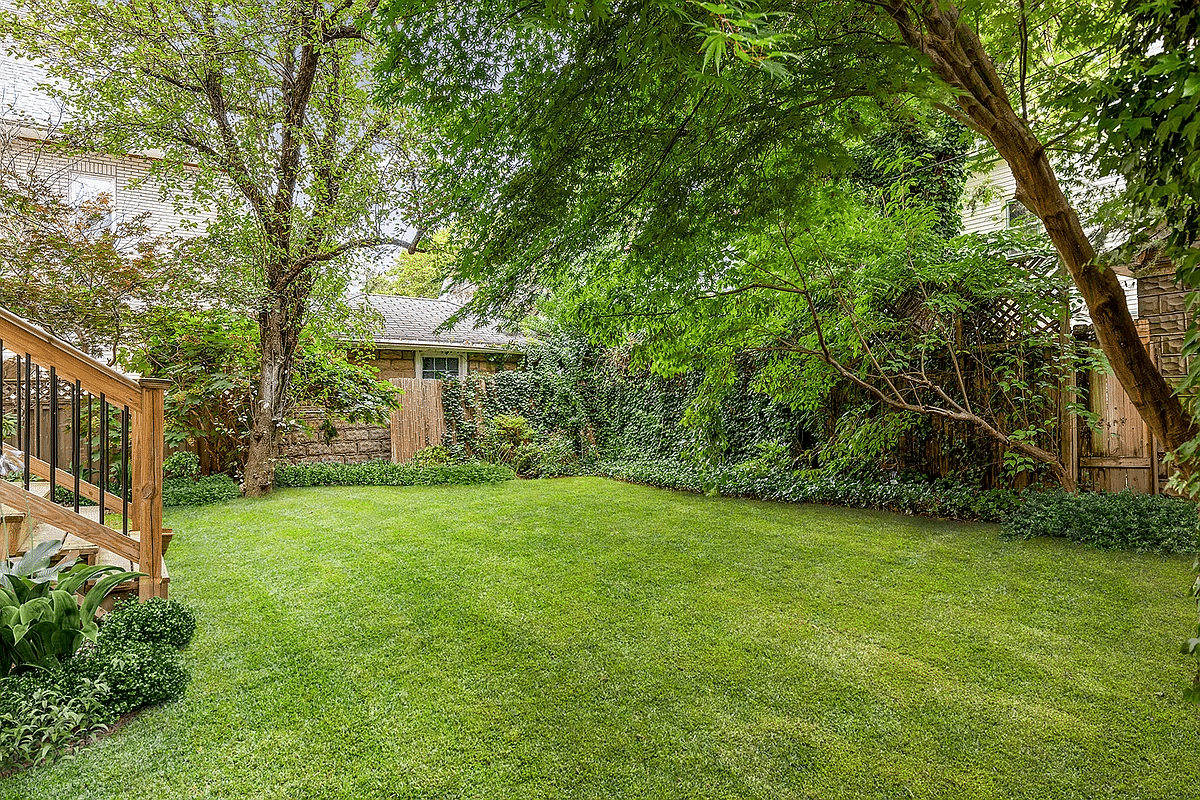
[{"left": 4, "top": 477, "right": 1199, "bottom": 799}]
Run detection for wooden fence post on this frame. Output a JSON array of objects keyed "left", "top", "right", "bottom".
[{"left": 134, "top": 377, "right": 171, "bottom": 600}]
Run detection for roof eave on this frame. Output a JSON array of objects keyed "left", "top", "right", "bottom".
[{"left": 372, "top": 338, "right": 524, "bottom": 353}]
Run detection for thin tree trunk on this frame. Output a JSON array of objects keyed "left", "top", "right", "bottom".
[
  {"left": 885, "top": 0, "right": 1199, "bottom": 476},
  {"left": 243, "top": 289, "right": 304, "bottom": 497}
]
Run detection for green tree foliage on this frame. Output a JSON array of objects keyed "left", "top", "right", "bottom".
[
  {"left": 4, "top": 0, "right": 416, "bottom": 495},
  {"left": 365, "top": 229, "right": 458, "bottom": 297},
  {"left": 1077, "top": 0, "right": 1200, "bottom": 279},
  {"left": 123, "top": 310, "right": 398, "bottom": 476},
  {"left": 0, "top": 134, "right": 200, "bottom": 359},
  {"left": 373, "top": 0, "right": 1197, "bottom": 480}
]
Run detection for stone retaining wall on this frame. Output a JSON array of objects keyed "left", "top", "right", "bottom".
[
  {"left": 279, "top": 416, "right": 391, "bottom": 465},
  {"left": 1137, "top": 266, "right": 1190, "bottom": 379}
]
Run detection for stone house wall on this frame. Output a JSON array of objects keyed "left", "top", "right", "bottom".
[
  {"left": 279, "top": 416, "right": 392, "bottom": 465},
  {"left": 1136, "top": 262, "right": 1189, "bottom": 380}
]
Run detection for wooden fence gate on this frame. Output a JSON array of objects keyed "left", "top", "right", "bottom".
[
  {"left": 389, "top": 378, "right": 446, "bottom": 463},
  {"left": 1079, "top": 344, "right": 1164, "bottom": 494}
]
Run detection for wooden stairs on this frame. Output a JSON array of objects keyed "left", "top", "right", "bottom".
[
  {"left": 2, "top": 482, "right": 170, "bottom": 610},
  {"left": 1, "top": 306, "right": 171, "bottom": 600}
]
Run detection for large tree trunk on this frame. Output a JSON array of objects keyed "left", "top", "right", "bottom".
[
  {"left": 243, "top": 288, "right": 305, "bottom": 497},
  {"left": 885, "top": 0, "right": 1199, "bottom": 475}
]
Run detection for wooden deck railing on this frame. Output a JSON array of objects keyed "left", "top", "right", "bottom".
[{"left": 0, "top": 306, "right": 169, "bottom": 599}]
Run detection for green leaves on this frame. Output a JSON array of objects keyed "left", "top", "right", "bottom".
[{"left": 0, "top": 541, "right": 141, "bottom": 676}]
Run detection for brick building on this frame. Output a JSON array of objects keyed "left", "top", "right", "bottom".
[{"left": 1, "top": 37, "right": 213, "bottom": 238}]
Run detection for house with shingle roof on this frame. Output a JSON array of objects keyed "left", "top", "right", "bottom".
[
  {"left": 357, "top": 293, "right": 524, "bottom": 382},
  {"left": 280, "top": 294, "right": 525, "bottom": 465},
  {"left": 1, "top": 25, "right": 213, "bottom": 240}
]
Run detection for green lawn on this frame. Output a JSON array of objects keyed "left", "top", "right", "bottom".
[{"left": 5, "top": 477, "right": 1199, "bottom": 799}]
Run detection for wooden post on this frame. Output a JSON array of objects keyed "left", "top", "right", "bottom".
[
  {"left": 1059, "top": 309, "right": 1080, "bottom": 491},
  {"left": 134, "top": 377, "right": 170, "bottom": 600}
]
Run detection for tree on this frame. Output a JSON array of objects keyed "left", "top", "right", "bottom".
[
  {"left": 0, "top": 124, "right": 200, "bottom": 359},
  {"left": 561, "top": 176, "right": 1088, "bottom": 487},
  {"left": 123, "top": 309, "right": 398, "bottom": 477},
  {"left": 6, "top": 0, "right": 416, "bottom": 495},
  {"left": 364, "top": 228, "right": 457, "bottom": 297},
  {"left": 372, "top": 0, "right": 1198, "bottom": 479},
  {"left": 1070, "top": 0, "right": 1200, "bottom": 491}
]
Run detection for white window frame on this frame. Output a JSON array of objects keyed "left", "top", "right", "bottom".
[
  {"left": 1005, "top": 198, "right": 1032, "bottom": 228},
  {"left": 68, "top": 173, "right": 117, "bottom": 232},
  {"left": 416, "top": 351, "right": 466, "bottom": 381}
]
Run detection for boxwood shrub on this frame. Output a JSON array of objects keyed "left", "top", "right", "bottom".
[
  {"left": 274, "top": 460, "right": 515, "bottom": 488},
  {"left": 64, "top": 640, "right": 189, "bottom": 716},
  {"left": 101, "top": 597, "right": 197, "bottom": 650},
  {"left": 163, "top": 474, "right": 241, "bottom": 506},
  {"left": 1003, "top": 489, "right": 1199, "bottom": 553}
]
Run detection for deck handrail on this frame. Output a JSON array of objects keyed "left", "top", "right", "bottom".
[
  {"left": 0, "top": 307, "right": 142, "bottom": 410},
  {"left": 0, "top": 306, "right": 169, "bottom": 599}
]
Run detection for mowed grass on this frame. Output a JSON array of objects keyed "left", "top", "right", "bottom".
[{"left": 5, "top": 477, "right": 1200, "bottom": 799}]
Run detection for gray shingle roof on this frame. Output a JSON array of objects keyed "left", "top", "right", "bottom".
[{"left": 358, "top": 294, "right": 522, "bottom": 351}]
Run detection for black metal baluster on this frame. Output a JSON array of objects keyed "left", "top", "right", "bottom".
[
  {"left": 23, "top": 354, "right": 31, "bottom": 490},
  {"left": 86, "top": 392, "right": 94, "bottom": 484},
  {"left": 98, "top": 394, "right": 107, "bottom": 526},
  {"left": 48, "top": 367, "right": 57, "bottom": 501},
  {"left": 13, "top": 354, "right": 21, "bottom": 455},
  {"left": 0, "top": 339, "right": 5, "bottom": 451},
  {"left": 73, "top": 380, "right": 81, "bottom": 513},
  {"left": 34, "top": 363, "right": 41, "bottom": 461},
  {"left": 121, "top": 406, "right": 130, "bottom": 536}
]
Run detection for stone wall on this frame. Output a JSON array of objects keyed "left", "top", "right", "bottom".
[
  {"left": 369, "top": 350, "right": 416, "bottom": 381},
  {"left": 1137, "top": 267, "right": 1189, "bottom": 379},
  {"left": 281, "top": 349, "right": 523, "bottom": 465},
  {"left": 279, "top": 415, "right": 392, "bottom": 465}
]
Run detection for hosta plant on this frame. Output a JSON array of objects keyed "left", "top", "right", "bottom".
[{"left": 0, "top": 540, "right": 143, "bottom": 675}]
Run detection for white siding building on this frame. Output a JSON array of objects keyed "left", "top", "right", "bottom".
[{"left": 960, "top": 155, "right": 1138, "bottom": 321}]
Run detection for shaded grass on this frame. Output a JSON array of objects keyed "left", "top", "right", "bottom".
[{"left": 5, "top": 477, "right": 1199, "bottom": 799}]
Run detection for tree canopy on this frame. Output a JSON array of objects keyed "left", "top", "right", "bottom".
[
  {"left": 371, "top": 0, "right": 1197, "bottom": 479},
  {"left": 5, "top": 0, "right": 416, "bottom": 493}
]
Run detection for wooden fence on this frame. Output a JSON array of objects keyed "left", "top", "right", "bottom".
[
  {"left": 1079, "top": 345, "right": 1164, "bottom": 493},
  {"left": 389, "top": 378, "right": 447, "bottom": 463}
]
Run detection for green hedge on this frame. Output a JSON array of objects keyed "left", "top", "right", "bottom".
[
  {"left": 163, "top": 474, "right": 241, "bottom": 507},
  {"left": 1003, "top": 489, "right": 1199, "bottom": 553},
  {"left": 274, "top": 460, "right": 515, "bottom": 488},
  {"left": 593, "top": 459, "right": 1021, "bottom": 522}
]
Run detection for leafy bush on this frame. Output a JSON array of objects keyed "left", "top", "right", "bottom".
[
  {"left": 65, "top": 639, "right": 188, "bottom": 716},
  {"left": 1003, "top": 489, "right": 1200, "bottom": 553},
  {"left": 411, "top": 445, "right": 454, "bottom": 468},
  {"left": 593, "top": 459, "right": 1022, "bottom": 522},
  {"left": 162, "top": 473, "right": 241, "bottom": 507},
  {"left": 477, "top": 413, "right": 541, "bottom": 475},
  {"left": 0, "top": 672, "right": 113, "bottom": 772},
  {"left": 163, "top": 451, "right": 201, "bottom": 480},
  {"left": 1, "top": 540, "right": 143, "bottom": 675},
  {"left": 101, "top": 598, "right": 197, "bottom": 649},
  {"left": 466, "top": 413, "right": 581, "bottom": 478},
  {"left": 539, "top": 432, "right": 581, "bottom": 477},
  {"left": 274, "top": 460, "right": 514, "bottom": 488}
]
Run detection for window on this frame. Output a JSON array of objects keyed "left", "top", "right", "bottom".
[
  {"left": 421, "top": 356, "right": 461, "bottom": 379},
  {"left": 1005, "top": 198, "right": 1032, "bottom": 228},
  {"left": 68, "top": 174, "right": 116, "bottom": 232}
]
